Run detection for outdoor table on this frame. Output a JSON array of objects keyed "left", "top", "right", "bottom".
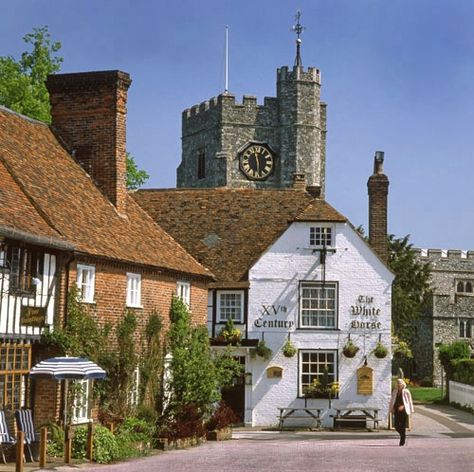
[
  {"left": 277, "top": 407, "right": 322, "bottom": 430},
  {"left": 332, "top": 407, "right": 379, "bottom": 430}
]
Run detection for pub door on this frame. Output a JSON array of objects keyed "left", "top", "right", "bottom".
[{"left": 220, "top": 356, "right": 246, "bottom": 424}]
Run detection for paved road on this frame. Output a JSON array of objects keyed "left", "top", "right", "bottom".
[{"left": 31, "top": 404, "right": 474, "bottom": 472}]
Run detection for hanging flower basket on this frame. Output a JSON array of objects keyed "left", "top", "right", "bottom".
[
  {"left": 392, "top": 341, "right": 413, "bottom": 359},
  {"left": 255, "top": 340, "right": 272, "bottom": 360},
  {"left": 282, "top": 339, "right": 297, "bottom": 358},
  {"left": 342, "top": 340, "right": 359, "bottom": 358},
  {"left": 373, "top": 342, "right": 388, "bottom": 359}
]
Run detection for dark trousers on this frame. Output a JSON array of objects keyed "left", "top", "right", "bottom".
[{"left": 394, "top": 410, "right": 408, "bottom": 445}]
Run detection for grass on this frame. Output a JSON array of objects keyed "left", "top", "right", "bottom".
[{"left": 408, "top": 386, "right": 444, "bottom": 403}]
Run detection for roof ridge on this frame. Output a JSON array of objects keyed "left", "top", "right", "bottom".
[
  {"left": 0, "top": 105, "right": 50, "bottom": 127},
  {"left": 0, "top": 153, "right": 65, "bottom": 239}
]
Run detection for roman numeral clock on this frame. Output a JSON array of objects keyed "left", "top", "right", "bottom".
[{"left": 238, "top": 143, "right": 275, "bottom": 181}]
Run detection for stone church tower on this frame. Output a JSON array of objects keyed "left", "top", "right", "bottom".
[{"left": 177, "top": 16, "right": 327, "bottom": 196}]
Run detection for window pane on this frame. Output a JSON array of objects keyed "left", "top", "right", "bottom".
[{"left": 300, "top": 283, "right": 336, "bottom": 328}]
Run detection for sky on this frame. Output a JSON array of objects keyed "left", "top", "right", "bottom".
[{"left": 2, "top": 0, "right": 474, "bottom": 250}]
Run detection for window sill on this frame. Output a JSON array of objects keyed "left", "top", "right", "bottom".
[
  {"left": 80, "top": 300, "right": 96, "bottom": 305},
  {"left": 126, "top": 304, "right": 143, "bottom": 309},
  {"left": 297, "top": 327, "right": 340, "bottom": 331},
  {"left": 71, "top": 418, "right": 91, "bottom": 425}
]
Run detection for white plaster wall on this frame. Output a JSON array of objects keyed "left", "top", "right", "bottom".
[{"left": 246, "top": 222, "right": 394, "bottom": 428}]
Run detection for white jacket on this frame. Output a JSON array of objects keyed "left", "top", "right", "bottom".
[{"left": 389, "top": 388, "right": 414, "bottom": 415}]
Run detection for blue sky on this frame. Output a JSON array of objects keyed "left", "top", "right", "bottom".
[{"left": 2, "top": 0, "right": 474, "bottom": 250}]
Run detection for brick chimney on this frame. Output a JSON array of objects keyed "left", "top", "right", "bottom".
[
  {"left": 367, "top": 151, "right": 389, "bottom": 263},
  {"left": 292, "top": 173, "right": 306, "bottom": 190},
  {"left": 47, "top": 70, "right": 132, "bottom": 215}
]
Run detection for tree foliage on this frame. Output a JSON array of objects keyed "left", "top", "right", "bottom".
[
  {"left": 126, "top": 152, "right": 150, "bottom": 190},
  {"left": 164, "top": 297, "right": 241, "bottom": 428},
  {"left": 0, "top": 26, "right": 62, "bottom": 123},
  {"left": 388, "top": 234, "right": 432, "bottom": 343}
]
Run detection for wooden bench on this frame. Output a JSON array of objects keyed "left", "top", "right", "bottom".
[
  {"left": 277, "top": 408, "right": 322, "bottom": 431},
  {"left": 332, "top": 408, "right": 379, "bottom": 430}
]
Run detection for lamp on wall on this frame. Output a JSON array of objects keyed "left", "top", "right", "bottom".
[{"left": 244, "top": 372, "right": 253, "bottom": 386}]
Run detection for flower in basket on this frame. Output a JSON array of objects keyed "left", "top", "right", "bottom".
[
  {"left": 255, "top": 340, "right": 272, "bottom": 360},
  {"left": 342, "top": 340, "right": 359, "bottom": 358},
  {"left": 282, "top": 339, "right": 297, "bottom": 358},
  {"left": 392, "top": 341, "right": 413, "bottom": 359},
  {"left": 218, "top": 319, "right": 242, "bottom": 344},
  {"left": 373, "top": 341, "right": 388, "bottom": 359}
]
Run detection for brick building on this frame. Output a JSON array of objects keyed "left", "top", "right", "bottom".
[
  {"left": 0, "top": 71, "right": 212, "bottom": 426},
  {"left": 413, "top": 249, "right": 474, "bottom": 386}
]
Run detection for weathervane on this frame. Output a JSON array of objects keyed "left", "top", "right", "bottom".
[{"left": 292, "top": 10, "right": 305, "bottom": 67}]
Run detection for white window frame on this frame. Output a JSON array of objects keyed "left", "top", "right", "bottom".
[
  {"left": 309, "top": 225, "right": 334, "bottom": 248},
  {"left": 459, "top": 319, "right": 472, "bottom": 338},
  {"left": 299, "top": 349, "right": 338, "bottom": 397},
  {"left": 77, "top": 264, "right": 95, "bottom": 303},
  {"left": 72, "top": 379, "right": 90, "bottom": 424},
  {"left": 126, "top": 273, "right": 142, "bottom": 308},
  {"left": 217, "top": 290, "right": 244, "bottom": 323},
  {"left": 177, "top": 281, "right": 191, "bottom": 307},
  {"left": 299, "top": 282, "right": 338, "bottom": 329},
  {"left": 128, "top": 367, "right": 140, "bottom": 407}
]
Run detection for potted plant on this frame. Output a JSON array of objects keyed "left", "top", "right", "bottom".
[
  {"left": 373, "top": 342, "right": 388, "bottom": 359},
  {"left": 393, "top": 341, "right": 413, "bottom": 360},
  {"left": 255, "top": 340, "right": 272, "bottom": 360},
  {"left": 342, "top": 340, "right": 359, "bottom": 358},
  {"left": 282, "top": 339, "right": 297, "bottom": 358},
  {"left": 205, "top": 401, "right": 239, "bottom": 441},
  {"left": 304, "top": 368, "right": 339, "bottom": 399},
  {"left": 217, "top": 319, "right": 241, "bottom": 345}
]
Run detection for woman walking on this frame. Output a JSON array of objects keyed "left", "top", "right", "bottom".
[{"left": 389, "top": 378, "right": 414, "bottom": 446}]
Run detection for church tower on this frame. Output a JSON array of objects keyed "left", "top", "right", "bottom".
[{"left": 177, "top": 13, "right": 327, "bottom": 196}]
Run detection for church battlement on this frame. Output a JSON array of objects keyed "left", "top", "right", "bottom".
[
  {"left": 415, "top": 248, "right": 474, "bottom": 261},
  {"left": 277, "top": 65, "right": 321, "bottom": 84}
]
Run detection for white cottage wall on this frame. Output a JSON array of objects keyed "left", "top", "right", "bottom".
[{"left": 247, "top": 222, "right": 393, "bottom": 428}]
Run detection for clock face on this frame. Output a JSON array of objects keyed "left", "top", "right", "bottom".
[{"left": 239, "top": 144, "right": 274, "bottom": 180}]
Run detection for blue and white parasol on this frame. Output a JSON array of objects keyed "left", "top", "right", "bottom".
[{"left": 30, "top": 357, "right": 106, "bottom": 380}]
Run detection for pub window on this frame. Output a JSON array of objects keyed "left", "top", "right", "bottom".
[
  {"left": 126, "top": 273, "right": 142, "bottom": 308},
  {"left": 0, "top": 343, "right": 31, "bottom": 410},
  {"left": 299, "top": 350, "right": 337, "bottom": 397},
  {"left": 197, "top": 150, "right": 206, "bottom": 180},
  {"left": 77, "top": 264, "right": 95, "bottom": 303},
  {"left": 299, "top": 282, "right": 337, "bottom": 329},
  {"left": 177, "top": 281, "right": 191, "bottom": 307},
  {"left": 72, "top": 379, "right": 90, "bottom": 424},
  {"left": 459, "top": 319, "right": 472, "bottom": 338},
  {"left": 217, "top": 291, "right": 244, "bottom": 323},
  {"left": 8, "top": 246, "right": 41, "bottom": 295},
  {"left": 309, "top": 226, "right": 333, "bottom": 247}
]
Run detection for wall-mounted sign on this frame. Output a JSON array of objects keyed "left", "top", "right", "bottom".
[
  {"left": 266, "top": 366, "right": 283, "bottom": 379},
  {"left": 357, "top": 366, "right": 373, "bottom": 395},
  {"left": 350, "top": 295, "right": 382, "bottom": 330},
  {"left": 20, "top": 306, "right": 46, "bottom": 327},
  {"left": 254, "top": 304, "right": 294, "bottom": 329}
]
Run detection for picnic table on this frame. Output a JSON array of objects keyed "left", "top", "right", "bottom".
[{"left": 277, "top": 407, "right": 322, "bottom": 430}]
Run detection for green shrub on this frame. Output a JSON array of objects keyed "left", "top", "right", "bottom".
[
  {"left": 117, "top": 417, "right": 155, "bottom": 444},
  {"left": 452, "top": 358, "right": 474, "bottom": 386},
  {"left": 72, "top": 425, "right": 119, "bottom": 463},
  {"left": 46, "top": 422, "right": 64, "bottom": 457}
]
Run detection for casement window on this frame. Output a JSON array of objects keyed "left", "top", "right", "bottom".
[
  {"left": 309, "top": 226, "right": 333, "bottom": 247},
  {"left": 300, "top": 282, "right": 337, "bottom": 329},
  {"left": 197, "top": 149, "right": 206, "bottom": 180},
  {"left": 217, "top": 291, "right": 244, "bottom": 323},
  {"left": 126, "top": 273, "right": 142, "bottom": 307},
  {"left": 299, "top": 350, "right": 337, "bottom": 397},
  {"left": 0, "top": 343, "right": 31, "bottom": 410},
  {"left": 7, "top": 246, "right": 42, "bottom": 295},
  {"left": 128, "top": 367, "right": 140, "bottom": 407},
  {"left": 72, "top": 379, "right": 90, "bottom": 424},
  {"left": 177, "top": 281, "right": 191, "bottom": 307},
  {"left": 456, "top": 281, "right": 473, "bottom": 294},
  {"left": 77, "top": 264, "right": 95, "bottom": 303},
  {"left": 459, "top": 319, "right": 472, "bottom": 338}
]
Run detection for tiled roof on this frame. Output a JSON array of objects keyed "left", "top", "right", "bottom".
[
  {"left": 133, "top": 188, "right": 347, "bottom": 283},
  {"left": 0, "top": 107, "right": 211, "bottom": 278}
]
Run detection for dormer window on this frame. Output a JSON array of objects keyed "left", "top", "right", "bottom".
[{"left": 310, "top": 226, "right": 333, "bottom": 247}]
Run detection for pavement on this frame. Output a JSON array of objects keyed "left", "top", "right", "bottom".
[{"left": 2, "top": 403, "right": 473, "bottom": 472}]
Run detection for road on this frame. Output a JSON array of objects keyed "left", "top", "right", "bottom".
[{"left": 44, "top": 403, "right": 474, "bottom": 472}]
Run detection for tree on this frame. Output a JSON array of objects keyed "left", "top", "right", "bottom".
[
  {"left": 0, "top": 26, "right": 62, "bottom": 123},
  {"left": 126, "top": 153, "right": 150, "bottom": 190},
  {"left": 388, "top": 234, "right": 432, "bottom": 343},
  {"left": 438, "top": 341, "right": 470, "bottom": 396},
  {"left": 0, "top": 26, "right": 149, "bottom": 189}
]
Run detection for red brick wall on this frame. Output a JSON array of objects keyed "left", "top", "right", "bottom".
[
  {"left": 34, "top": 256, "right": 209, "bottom": 424},
  {"left": 368, "top": 168, "right": 389, "bottom": 263},
  {"left": 47, "top": 71, "right": 131, "bottom": 215}
]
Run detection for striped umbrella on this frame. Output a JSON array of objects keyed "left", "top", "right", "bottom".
[{"left": 30, "top": 357, "right": 106, "bottom": 380}]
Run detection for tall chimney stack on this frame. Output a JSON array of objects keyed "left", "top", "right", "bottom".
[
  {"left": 367, "top": 151, "right": 389, "bottom": 263},
  {"left": 47, "top": 71, "right": 131, "bottom": 215}
]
